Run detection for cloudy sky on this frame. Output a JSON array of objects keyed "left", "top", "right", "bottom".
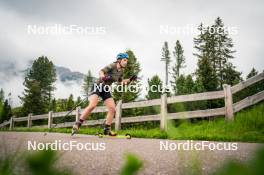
[{"left": 0, "top": 0, "right": 263, "bottom": 106}]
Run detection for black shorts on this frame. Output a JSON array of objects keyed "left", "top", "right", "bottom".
[{"left": 90, "top": 83, "right": 112, "bottom": 101}]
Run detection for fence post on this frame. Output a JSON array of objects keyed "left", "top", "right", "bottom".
[
  {"left": 115, "top": 100, "right": 122, "bottom": 131},
  {"left": 9, "top": 116, "right": 14, "bottom": 130},
  {"left": 223, "top": 84, "right": 234, "bottom": 121},
  {"left": 75, "top": 107, "right": 81, "bottom": 122},
  {"left": 27, "top": 113, "right": 32, "bottom": 128},
  {"left": 48, "top": 111, "right": 53, "bottom": 129},
  {"left": 160, "top": 93, "right": 168, "bottom": 131}
]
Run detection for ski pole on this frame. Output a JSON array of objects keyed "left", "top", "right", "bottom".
[{"left": 44, "top": 97, "right": 87, "bottom": 136}]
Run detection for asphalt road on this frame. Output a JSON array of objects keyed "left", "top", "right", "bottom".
[{"left": 0, "top": 132, "right": 262, "bottom": 175}]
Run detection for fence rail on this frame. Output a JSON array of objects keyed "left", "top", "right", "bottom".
[{"left": 1, "top": 72, "right": 263, "bottom": 131}]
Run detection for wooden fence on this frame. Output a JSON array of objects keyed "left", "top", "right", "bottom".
[{"left": 0, "top": 72, "right": 263, "bottom": 131}]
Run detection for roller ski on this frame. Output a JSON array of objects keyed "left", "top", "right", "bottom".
[
  {"left": 96, "top": 124, "right": 131, "bottom": 139},
  {"left": 96, "top": 132, "right": 132, "bottom": 139}
]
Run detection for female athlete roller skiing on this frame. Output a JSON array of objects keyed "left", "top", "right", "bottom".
[{"left": 72, "top": 53, "right": 137, "bottom": 136}]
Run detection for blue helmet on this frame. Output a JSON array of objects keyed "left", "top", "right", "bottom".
[{"left": 116, "top": 53, "right": 129, "bottom": 60}]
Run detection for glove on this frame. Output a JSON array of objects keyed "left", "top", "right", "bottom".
[
  {"left": 129, "top": 75, "right": 137, "bottom": 81},
  {"left": 101, "top": 75, "right": 112, "bottom": 82}
]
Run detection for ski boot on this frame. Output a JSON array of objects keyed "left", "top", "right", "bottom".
[
  {"left": 103, "top": 124, "right": 117, "bottom": 136},
  {"left": 71, "top": 121, "right": 82, "bottom": 136}
]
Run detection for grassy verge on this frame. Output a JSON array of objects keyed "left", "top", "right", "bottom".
[{"left": 1, "top": 101, "right": 264, "bottom": 142}]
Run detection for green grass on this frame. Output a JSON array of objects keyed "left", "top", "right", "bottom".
[
  {"left": 0, "top": 148, "right": 72, "bottom": 175},
  {"left": 167, "top": 101, "right": 264, "bottom": 142},
  {"left": 1, "top": 101, "right": 264, "bottom": 142}
]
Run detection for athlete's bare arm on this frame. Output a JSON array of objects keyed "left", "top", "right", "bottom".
[
  {"left": 99, "top": 70, "right": 105, "bottom": 79},
  {"left": 121, "top": 79, "right": 130, "bottom": 85}
]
